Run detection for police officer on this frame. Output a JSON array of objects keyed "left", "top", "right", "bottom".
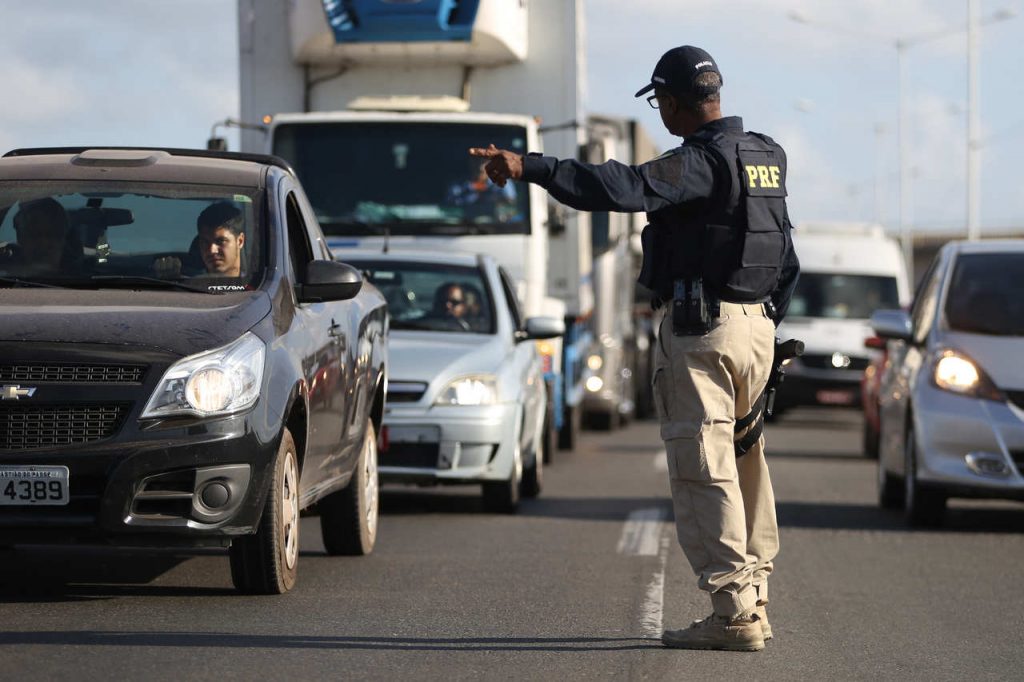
[{"left": 470, "top": 45, "right": 799, "bottom": 652}]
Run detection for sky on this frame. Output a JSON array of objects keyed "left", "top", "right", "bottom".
[{"left": 1, "top": 0, "right": 1022, "bottom": 237}]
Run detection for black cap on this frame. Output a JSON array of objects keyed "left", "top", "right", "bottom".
[{"left": 634, "top": 46, "right": 723, "bottom": 98}]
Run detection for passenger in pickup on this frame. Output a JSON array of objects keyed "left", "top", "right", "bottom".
[{"left": 0, "top": 197, "right": 80, "bottom": 276}]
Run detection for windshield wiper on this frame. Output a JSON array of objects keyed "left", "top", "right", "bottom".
[
  {"left": 0, "top": 276, "right": 66, "bottom": 289},
  {"left": 89, "top": 275, "right": 216, "bottom": 294}
]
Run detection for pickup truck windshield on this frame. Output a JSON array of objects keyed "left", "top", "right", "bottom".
[
  {"left": 274, "top": 122, "right": 530, "bottom": 237},
  {"left": 787, "top": 273, "right": 900, "bottom": 320},
  {"left": 945, "top": 252, "right": 1024, "bottom": 336},
  {"left": 0, "top": 182, "right": 263, "bottom": 293}
]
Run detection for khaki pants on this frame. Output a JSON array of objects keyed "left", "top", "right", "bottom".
[{"left": 653, "top": 301, "right": 779, "bottom": 618}]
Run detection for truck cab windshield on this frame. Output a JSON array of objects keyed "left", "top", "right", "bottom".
[{"left": 273, "top": 122, "right": 530, "bottom": 237}]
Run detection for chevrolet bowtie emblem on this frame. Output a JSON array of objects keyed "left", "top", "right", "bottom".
[{"left": 0, "top": 385, "right": 36, "bottom": 400}]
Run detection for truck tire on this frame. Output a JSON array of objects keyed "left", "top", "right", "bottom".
[
  {"left": 229, "top": 428, "right": 300, "bottom": 594},
  {"left": 557, "top": 401, "right": 581, "bottom": 451},
  {"left": 319, "top": 421, "right": 380, "bottom": 556}
]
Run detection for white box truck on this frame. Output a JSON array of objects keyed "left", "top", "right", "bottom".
[
  {"left": 774, "top": 222, "right": 911, "bottom": 412},
  {"left": 234, "top": 0, "right": 647, "bottom": 450}
]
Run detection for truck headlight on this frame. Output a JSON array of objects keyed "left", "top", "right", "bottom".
[
  {"left": 434, "top": 375, "right": 497, "bottom": 406},
  {"left": 932, "top": 349, "right": 1004, "bottom": 401},
  {"left": 586, "top": 353, "right": 603, "bottom": 371},
  {"left": 142, "top": 332, "right": 266, "bottom": 418}
]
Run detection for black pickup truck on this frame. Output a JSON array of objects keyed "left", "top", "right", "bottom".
[{"left": 0, "top": 147, "right": 388, "bottom": 594}]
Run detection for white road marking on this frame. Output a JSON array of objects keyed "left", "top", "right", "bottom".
[
  {"left": 617, "top": 507, "right": 667, "bottom": 556},
  {"left": 653, "top": 451, "right": 668, "bottom": 472},
  {"left": 640, "top": 530, "right": 671, "bottom": 639}
]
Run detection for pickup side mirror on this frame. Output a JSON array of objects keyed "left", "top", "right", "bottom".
[
  {"left": 520, "top": 316, "right": 565, "bottom": 341},
  {"left": 870, "top": 309, "right": 912, "bottom": 342},
  {"left": 296, "top": 260, "right": 363, "bottom": 303}
]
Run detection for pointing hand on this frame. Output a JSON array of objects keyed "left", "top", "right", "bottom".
[{"left": 468, "top": 144, "right": 523, "bottom": 187}]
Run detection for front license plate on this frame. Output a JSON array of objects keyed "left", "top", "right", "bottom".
[
  {"left": 387, "top": 425, "right": 441, "bottom": 443},
  {"left": 816, "top": 389, "right": 855, "bottom": 406},
  {"left": 0, "top": 466, "right": 70, "bottom": 506}
]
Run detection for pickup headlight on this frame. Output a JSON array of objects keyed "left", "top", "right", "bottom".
[
  {"left": 932, "top": 349, "right": 1004, "bottom": 401},
  {"left": 434, "top": 375, "right": 497, "bottom": 406},
  {"left": 142, "top": 332, "right": 266, "bottom": 418}
]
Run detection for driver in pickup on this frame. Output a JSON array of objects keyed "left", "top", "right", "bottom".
[{"left": 154, "top": 201, "right": 246, "bottom": 279}]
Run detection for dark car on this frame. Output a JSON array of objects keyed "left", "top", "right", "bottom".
[{"left": 0, "top": 148, "right": 388, "bottom": 593}]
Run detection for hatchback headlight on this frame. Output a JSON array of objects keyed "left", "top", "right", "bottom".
[
  {"left": 932, "top": 349, "right": 1004, "bottom": 401},
  {"left": 142, "top": 332, "right": 266, "bottom": 418},
  {"left": 434, "top": 375, "right": 497, "bottom": 406}
]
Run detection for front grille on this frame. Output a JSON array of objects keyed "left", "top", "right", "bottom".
[
  {"left": 0, "top": 364, "right": 145, "bottom": 384},
  {"left": 387, "top": 381, "right": 428, "bottom": 403},
  {"left": 0, "top": 404, "right": 128, "bottom": 450},
  {"left": 381, "top": 443, "right": 440, "bottom": 468},
  {"left": 801, "top": 354, "right": 870, "bottom": 371},
  {"left": 1007, "top": 391, "right": 1024, "bottom": 412}
]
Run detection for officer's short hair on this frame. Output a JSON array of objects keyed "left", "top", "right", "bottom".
[
  {"left": 681, "top": 72, "right": 722, "bottom": 112},
  {"left": 197, "top": 201, "right": 244, "bottom": 236}
]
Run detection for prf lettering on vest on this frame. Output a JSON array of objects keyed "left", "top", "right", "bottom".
[{"left": 745, "top": 164, "right": 782, "bottom": 189}]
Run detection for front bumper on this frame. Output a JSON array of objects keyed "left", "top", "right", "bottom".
[
  {"left": 381, "top": 402, "right": 519, "bottom": 484},
  {"left": 0, "top": 415, "right": 278, "bottom": 547},
  {"left": 913, "top": 382, "right": 1024, "bottom": 500}
]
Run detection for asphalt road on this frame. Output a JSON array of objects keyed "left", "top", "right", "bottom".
[{"left": 2, "top": 408, "right": 1023, "bottom": 681}]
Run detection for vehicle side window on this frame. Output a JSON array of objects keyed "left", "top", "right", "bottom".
[
  {"left": 910, "top": 258, "right": 942, "bottom": 343},
  {"left": 293, "top": 186, "right": 333, "bottom": 260},
  {"left": 285, "top": 191, "right": 313, "bottom": 282},
  {"left": 498, "top": 267, "right": 524, "bottom": 332}
]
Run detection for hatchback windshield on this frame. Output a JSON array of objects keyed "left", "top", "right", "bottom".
[
  {"left": 787, "top": 273, "right": 900, "bottom": 320},
  {"left": 945, "top": 252, "right": 1024, "bottom": 336},
  {"left": 348, "top": 260, "right": 495, "bottom": 334},
  {"left": 273, "top": 122, "right": 529, "bottom": 237},
  {"left": 0, "top": 182, "right": 263, "bottom": 293}
]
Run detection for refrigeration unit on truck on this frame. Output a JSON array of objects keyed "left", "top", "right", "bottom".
[{"left": 236, "top": 0, "right": 602, "bottom": 451}]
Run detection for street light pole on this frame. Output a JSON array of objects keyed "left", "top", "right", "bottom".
[
  {"left": 896, "top": 41, "right": 914, "bottom": 284},
  {"left": 967, "top": 0, "right": 981, "bottom": 241}
]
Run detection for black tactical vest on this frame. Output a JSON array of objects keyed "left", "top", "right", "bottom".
[{"left": 642, "top": 127, "right": 788, "bottom": 303}]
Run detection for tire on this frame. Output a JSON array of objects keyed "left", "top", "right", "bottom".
[
  {"left": 541, "top": 394, "right": 557, "bottom": 465},
  {"left": 557, "top": 401, "right": 581, "bottom": 451},
  {"left": 877, "top": 451, "right": 904, "bottom": 510},
  {"left": 904, "top": 425, "right": 946, "bottom": 526},
  {"left": 229, "top": 428, "right": 300, "bottom": 594},
  {"left": 863, "top": 413, "right": 880, "bottom": 459},
  {"left": 520, "top": 436, "right": 543, "bottom": 499},
  {"left": 320, "top": 421, "right": 380, "bottom": 556},
  {"left": 482, "top": 443, "right": 522, "bottom": 514}
]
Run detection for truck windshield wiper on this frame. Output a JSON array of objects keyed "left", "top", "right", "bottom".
[
  {"left": 89, "top": 275, "right": 217, "bottom": 294},
  {"left": 0, "top": 276, "right": 66, "bottom": 289}
]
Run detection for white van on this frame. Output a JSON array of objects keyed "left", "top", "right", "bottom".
[{"left": 775, "top": 222, "right": 911, "bottom": 411}]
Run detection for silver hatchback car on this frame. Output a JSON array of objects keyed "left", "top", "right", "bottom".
[
  {"left": 871, "top": 240, "right": 1024, "bottom": 525},
  {"left": 343, "top": 251, "right": 564, "bottom": 514}
]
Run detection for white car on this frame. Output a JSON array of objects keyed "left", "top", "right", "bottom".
[
  {"left": 872, "top": 240, "right": 1024, "bottom": 526},
  {"left": 343, "top": 251, "right": 563, "bottom": 513}
]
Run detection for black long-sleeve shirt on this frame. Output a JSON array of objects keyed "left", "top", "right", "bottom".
[{"left": 517, "top": 116, "right": 800, "bottom": 321}]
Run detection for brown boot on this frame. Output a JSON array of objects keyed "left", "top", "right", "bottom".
[
  {"left": 756, "top": 604, "right": 772, "bottom": 641},
  {"left": 661, "top": 612, "right": 765, "bottom": 652}
]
